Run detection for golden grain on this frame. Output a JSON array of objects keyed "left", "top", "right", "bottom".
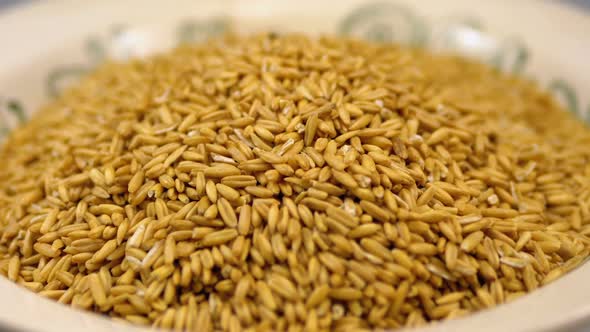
[
  {"left": 460, "top": 231, "right": 484, "bottom": 252},
  {"left": 408, "top": 243, "right": 438, "bottom": 256},
  {"left": 200, "top": 229, "right": 238, "bottom": 248},
  {"left": 0, "top": 33, "right": 589, "bottom": 331}
]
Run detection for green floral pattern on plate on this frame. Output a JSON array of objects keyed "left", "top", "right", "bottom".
[
  {"left": 177, "top": 17, "right": 228, "bottom": 44},
  {"left": 339, "top": 2, "right": 427, "bottom": 46},
  {"left": 0, "top": 99, "right": 26, "bottom": 137},
  {"left": 548, "top": 79, "right": 584, "bottom": 118},
  {"left": 490, "top": 37, "right": 529, "bottom": 75}
]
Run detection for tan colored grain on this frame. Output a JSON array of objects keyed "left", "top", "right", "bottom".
[
  {"left": 217, "top": 198, "right": 238, "bottom": 227},
  {"left": 7, "top": 255, "right": 20, "bottom": 281},
  {"left": 268, "top": 274, "right": 299, "bottom": 300},
  {"left": 460, "top": 231, "right": 484, "bottom": 252},
  {"left": 408, "top": 243, "right": 438, "bottom": 256},
  {"left": 0, "top": 33, "right": 589, "bottom": 331},
  {"left": 33, "top": 243, "right": 60, "bottom": 258},
  {"left": 200, "top": 229, "right": 238, "bottom": 247}
]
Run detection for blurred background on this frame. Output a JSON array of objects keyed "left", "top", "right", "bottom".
[
  {"left": 1, "top": 0, "right": 590, "bottom": 11},
  {"left": 0, "top": 1, "right": 589, "bottom": 332}
]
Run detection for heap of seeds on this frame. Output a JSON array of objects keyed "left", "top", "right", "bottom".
[{"left": 1, "top": 33, "right": 590, "bottom": 331}]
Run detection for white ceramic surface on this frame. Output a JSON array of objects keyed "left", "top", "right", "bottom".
[{"left": 0, "top": 1, "right": 589, "bottom": 331}]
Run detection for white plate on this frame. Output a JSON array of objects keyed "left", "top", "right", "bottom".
[{"left": 0, "top": 1, "right": 590, "bottom": 331}]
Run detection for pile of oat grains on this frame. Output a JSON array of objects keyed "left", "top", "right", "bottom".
[{"left": 1, "top": 34, "right": 590, "bottom": 331}]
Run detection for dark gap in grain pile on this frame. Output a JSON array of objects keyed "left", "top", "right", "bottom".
[{"left": 1, "top": 34, "right": 590, "bottom": 331}]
